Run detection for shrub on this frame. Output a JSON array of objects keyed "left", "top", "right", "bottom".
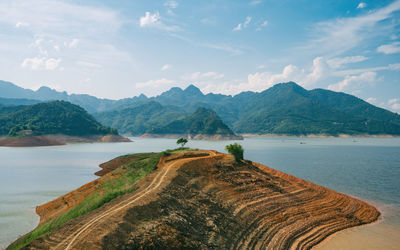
[{"left": 225, "top": 143, "right": 244, "bottom": 162}]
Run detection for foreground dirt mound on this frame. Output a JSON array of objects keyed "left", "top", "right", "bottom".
[{"left": 23, "top": 151, "right": 379, "bottom": 250}]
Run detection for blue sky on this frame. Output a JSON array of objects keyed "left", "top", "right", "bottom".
[{"left": 0, "top": 0, "right": 399, "bottom": 112}]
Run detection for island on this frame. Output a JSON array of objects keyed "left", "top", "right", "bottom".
[
  {"left": 9, "top": 148, "right": 379, "bottom": 249},
  {"left": 0, "top": 100, "right": 130, "bottom": 147}
]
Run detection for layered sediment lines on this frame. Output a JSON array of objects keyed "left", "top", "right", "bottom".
[{"left": 24, "top": 151, "right": 379, "bottom": 249}]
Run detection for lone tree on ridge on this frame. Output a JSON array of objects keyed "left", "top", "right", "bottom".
[
  {"left": 225, "top": 143, "right": 244, "bottom": 162},
  {"left": 177, "top": 138, "right": 188, "bottom": 148}
]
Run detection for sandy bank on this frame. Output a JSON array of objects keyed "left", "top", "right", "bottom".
[
  {"left": 241, "top": 133, "right": 399, "bottom": 138},
  {"left": 315, "top": 202, "right": 400, "bottom": 250},
  {"left": 0, "top": 134, "right": 131, "bottom": 147},
  {"left": 140, "top": 133, "right": 243, "bottom": 140}
]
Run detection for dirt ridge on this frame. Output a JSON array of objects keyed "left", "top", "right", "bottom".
[{"left": 22, "top": 150, "right": 379, "bottom": 249}]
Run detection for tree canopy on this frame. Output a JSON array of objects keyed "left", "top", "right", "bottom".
[
  {"left": 176, "top": 138, "right": 188, "bottom": 148},
  {"left": 225, "top": 143, "right": 244, "bottom": 162}
]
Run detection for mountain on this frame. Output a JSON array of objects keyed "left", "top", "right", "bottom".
[
  {"left": 2, "top": 80, "right": 400, "bottom": 136},
  {"left": 93, "top": 101, "right": 186, "bottom": 136},
  {"left": 0, "top": 80, "right": 139, "bottom": 113},
  {"left": 0, "top": 97, "right": 41, "bottom": 106},
  {"left": 0, "top": 100, "right": 117, "bottom": 137},
  {"left": 147, "top": 107, "right": 242, "bottom": 140}
]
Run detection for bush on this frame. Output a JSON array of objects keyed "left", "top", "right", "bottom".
[{"left": 225, "top": 143, "right": 244, "bottom": 162}]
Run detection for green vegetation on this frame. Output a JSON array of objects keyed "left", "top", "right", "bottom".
[
  {"left": 4, "top": 80, "right": 400, "bottom": 136},
  {"left": 93, "top": 101, "right": 185, "bottom": 135},
  {"left": 176, "top": 138, "right": 188, "bottom": 148},
  {"left": 8, "top": 152, "right": 161, "bottom": 250},
  {"left": 225, "top": 143, "right": 244, "bottom": 162},
  {"left": 149, "top": 107, "right": 236, "bottom": 136},
  {"left": 93, "top": 82, "right": 400, "bottom": 136},
  {"left": 0, "top": 100, "right": 117, "bottom": 137}
]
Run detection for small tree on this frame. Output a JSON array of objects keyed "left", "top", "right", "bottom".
[
  {"left": 225, "top": 143, "right": 244, "bottom": 162},
  {"left": 177, "top": 138, "right": 188, "bottom": 148}
]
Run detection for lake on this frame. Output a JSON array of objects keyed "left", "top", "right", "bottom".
[{"left": 0, "top": 137, "right": 399, "bottom": 249}]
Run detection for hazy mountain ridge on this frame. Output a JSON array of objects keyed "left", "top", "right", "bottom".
[{"left": 2, "top": 80, "right": 400, "bottom": 136}]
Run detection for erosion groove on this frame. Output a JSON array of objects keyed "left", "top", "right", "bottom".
[{"left": 21, "top": 150, "right": 379, "bottom": 250}]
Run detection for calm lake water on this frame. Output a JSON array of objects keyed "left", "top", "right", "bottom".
[{"left": 0, "top": 137, "right": 399, "bottom": 248}]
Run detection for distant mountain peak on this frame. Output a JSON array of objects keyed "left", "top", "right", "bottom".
[{"left": 184, "top": 84, "right": 203, "bottom": 96}]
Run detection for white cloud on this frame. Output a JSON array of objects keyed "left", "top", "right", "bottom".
[
  {"left": 244, "top": 16, "right": 252, "bottom": 27},
  {"left": 328, "top": 71, "right": 376, "bottom": 92},
  {"left": 15, "top": 21, "right": 29, "bottom": 28},
  {"left": 233, "top": 16, "right": 252, "bottom": 31},
  {"left": 249, "top": 0, "right": 262, "bottom": 6},
  {"left": 64, "top": 38, "right": 79, "bottom": 48},
  {"left": 161, "top": 64, "right": 171, "bottom": 71},
  {"left": 82, "top": 77, "right": 91, "bottom": 83},
  {"left": 257, "top": 65, "right": 266, "bottom": 69},
  {"left": 333, "top": 63, "right": 400, "bottom": 76},
  {"left": 21, "top": 57, "right": 61, "bottom": 70},
  {"left": 135, "top": 78, "right": 180, "bottom": 95},
  {"left": 21, "top": 57, "right": 45, "bottom": 70},
  {"left": 365, "top": 97, "right": 400, "bottom": 113},
  {"left": 139, "top": 11, "right": 180, "bottom": 31},
  {"left": 45, "top": 58, "right": 61, "bottom": 70},
  {"left": 366, "top": 97, "right": 378, "bottom": 105},
  {"left": 140, "top": 11, "right": 160, "bottom": 27},
  {"left": 233, "top": 23, "right": 242, "bottom": 31},
  {"left": 377, "top": 42, "right": 400, "bottom": 54},
  {"left": 303, "top": 0, "right": 400, "bottom": 56},
  {"left": 357, "top": 2, "right": 367, "bottom": 9},
  {"left": 164, "top": 1, "right": 178, "bottom": 9},
  {"left": 0, "top": 1, "right": 122, "bottom": 36},
  {"left": 387, "top": 98, "right": 400, "bottom": 113},
  {"left": 77, "top": 61, "right": 102, "bottom": 68},
  {"left": 327, "top": 55, "right": 368, "bottom": 69},
  {"left": 256, "top": 20, "right": 268, "bottom": 31},
  {"left": 182, "top": 71, "right": 224, "bottom": 81}
]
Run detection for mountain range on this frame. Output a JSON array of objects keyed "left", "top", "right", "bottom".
[{"left": 1, "top": 80, "right": 400, "bottom": 136}]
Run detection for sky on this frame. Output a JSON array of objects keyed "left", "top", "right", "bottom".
[{"left": 0, "top": 0, "right": 399, "bottom": 113}]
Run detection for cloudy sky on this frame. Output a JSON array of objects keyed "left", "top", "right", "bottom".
[{"left": 0, "top": 0, "right": 399, "bottom": 112}]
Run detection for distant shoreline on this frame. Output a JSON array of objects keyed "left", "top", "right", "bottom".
[
  {"left": 240, "top": 133, "right": 399, "bottom": 138},
  {"left": 0, "top": 134, "right": 131, "bottom": 147}
]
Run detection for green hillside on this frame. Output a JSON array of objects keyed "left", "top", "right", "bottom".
[
  {"left": 149, "top": 107, "right": 236, "bottom": 136},
  {"left": 93, "top": 101, "right": 186, "bottom": 135},
  {"left": 0, "top": 101, "right": 117, "bottom": 137}
]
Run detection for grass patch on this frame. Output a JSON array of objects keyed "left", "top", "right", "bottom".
[{"left": 8, "top": 152, "right": 161, "bottom": 250}]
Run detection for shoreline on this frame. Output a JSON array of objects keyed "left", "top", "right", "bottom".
[
  {"left": 240, "top": 133, "right": 399, "bottom": 138},
  {"left": 0, "top": 134, "right": 131, "bottom": 147},
  {"left": 314, "top": 197, "right": 400, "bottom": 250},
  {"left": 314, "top": 196, "right": 383, "bottom": 249}
]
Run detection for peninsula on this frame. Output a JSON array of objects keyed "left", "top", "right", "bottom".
[{"left": 9, "top": 148, "right": 379, "bottom": 249}]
